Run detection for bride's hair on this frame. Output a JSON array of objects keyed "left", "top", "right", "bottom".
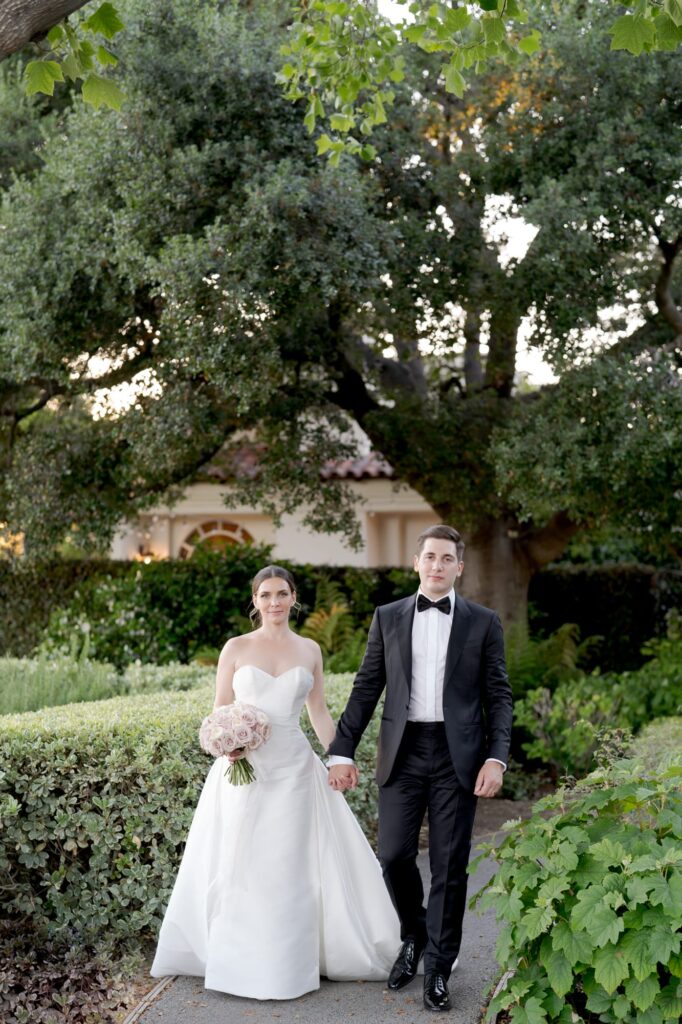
[{"left": 249, "top": 565, "right": 300, "bottom": 627}]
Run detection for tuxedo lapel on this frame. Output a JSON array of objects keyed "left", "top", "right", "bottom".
[
  {"left": 444, "top": 594, "right": 472, "bottom": 689},
  {"left": 393, "top": 595, "right": 416, "bottom": 692}
]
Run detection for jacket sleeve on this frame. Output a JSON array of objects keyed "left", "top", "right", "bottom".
[
  {"left": 482, "top": 613, "right": 513, "bottom": 765},
  {"left": 327, "top": 608, "right": 388, "bottom": 758}
]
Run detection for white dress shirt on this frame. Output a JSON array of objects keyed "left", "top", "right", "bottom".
[{"left": 329, "top": 589, "right": 506, "bottom": 771}]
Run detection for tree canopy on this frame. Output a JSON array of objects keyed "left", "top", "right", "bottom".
[{"left": 0, "top": 0, "right": 680, "bottom": 622}]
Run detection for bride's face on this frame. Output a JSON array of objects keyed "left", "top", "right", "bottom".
[{"left": 254, "top": 577, "right": 295, "bottom": 623}]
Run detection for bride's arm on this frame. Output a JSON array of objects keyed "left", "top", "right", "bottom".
[
  {"left": 214, "top": 639, "right": 238, "bottom": 709},
  {"left": 305, "top": 643, "right": 337, "bottom": 751}
]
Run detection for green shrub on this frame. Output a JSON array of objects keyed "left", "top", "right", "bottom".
[
  {"left": 32, "top": 550, "right": 416, "bottom": 669},
  {"left": 514, "top": 625, "right": 682, "bottom": 778},
  {"left": 0, "top": 674, "right": 379, "bottom": 958},
  {"left": 0, "top": 655, "right": 214, "bottom": 715},
  {"left": 0, "top": 651, "right": 120, "bottom": 715},
  {"left": 474, "top": 738, "right": 682, "bottom": 1024}
]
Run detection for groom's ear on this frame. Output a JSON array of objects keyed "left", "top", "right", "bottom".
[{"left": 413, "top": 554, "right": 420, "bottom": 572}]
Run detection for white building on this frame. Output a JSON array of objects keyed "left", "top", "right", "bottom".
[{"left": 111, "top": 453, "right": 437, "bottom": 567}]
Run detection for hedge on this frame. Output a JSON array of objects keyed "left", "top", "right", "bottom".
[
  {"left": 2, "top": 552, "right": 680, "bottom": 671},
  {"left": 0, "top": 674, "right": 380, "bottom": 957}
]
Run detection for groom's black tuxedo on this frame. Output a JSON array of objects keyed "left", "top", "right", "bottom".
[
  {"left": 328, "top": 592, "right": 512, "bottom": 789},
  {"left": 328, "top": 591, "right": 513, "bottom": 978}
]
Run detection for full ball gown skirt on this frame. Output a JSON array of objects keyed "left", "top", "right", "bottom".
[{"left": 150, "top": 665, "right": 401, "bottom": 1000}]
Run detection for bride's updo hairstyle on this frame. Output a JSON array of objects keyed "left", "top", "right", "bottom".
[{"left": 250, "top": 565, "right": 300, "bottom": 627}]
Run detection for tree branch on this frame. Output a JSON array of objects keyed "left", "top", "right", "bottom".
[{"left": 0, "top": 0, "right": 90, "bottom": 60}]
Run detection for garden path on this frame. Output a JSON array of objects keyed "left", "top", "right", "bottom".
[{"left": 126, "top": 800, "right": 531, "bottom": 1024}]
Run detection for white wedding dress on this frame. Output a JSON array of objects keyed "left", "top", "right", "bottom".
[{"left": 150, "top": 665, "right": 400, "bottom": 1000}]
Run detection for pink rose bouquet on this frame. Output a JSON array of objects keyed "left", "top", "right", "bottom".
[{"left": 199, "top": 702, "right": 271, "bottom": 785}]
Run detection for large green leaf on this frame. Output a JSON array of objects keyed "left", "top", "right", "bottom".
[
  {"left": 81, "top": 73, "right": 124, "bottom": 111},
  {"left": 593, "top": 945, "right": 630, "bottom": 994},
  {"left": 84, "top": 2, "right": 125, "bottom": 40},
  {"left": 24, "top": 61, "right": 64, "bottom": 97},
  {"left": 609, "top": 14, "right": 656, "bottom": 55}
]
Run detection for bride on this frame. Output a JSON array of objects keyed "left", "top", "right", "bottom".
[{"left": 150, "top": 564, "right": 400, "bottom": 1000}]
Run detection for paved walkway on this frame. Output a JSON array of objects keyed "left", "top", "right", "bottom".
[{"left": 134, "top": 833, "right": 502, "bottom": 1024}]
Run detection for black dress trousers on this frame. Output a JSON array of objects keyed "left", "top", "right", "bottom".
[{"left": 377, "top": 722, "right": 478, "bottom": 977}]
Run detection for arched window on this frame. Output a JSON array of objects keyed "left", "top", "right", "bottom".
[{"left": 178, "top": 520, "right": 254, "bottom": 559}]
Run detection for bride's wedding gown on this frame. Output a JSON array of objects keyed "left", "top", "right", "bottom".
[{"left": 150, "top": 665, "right": 400, "bottom": 1000}]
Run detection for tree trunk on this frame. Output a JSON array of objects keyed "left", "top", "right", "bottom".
[
  {"left": 457, "top": 512, "right": 579, "bottom": 632},
  {"left": 458, "top": 518, "right": 533, "bottom": 631}
]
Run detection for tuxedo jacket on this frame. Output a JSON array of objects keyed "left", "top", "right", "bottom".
[{"left": 328, "top": 592, "right": 513, "bottom": 791}]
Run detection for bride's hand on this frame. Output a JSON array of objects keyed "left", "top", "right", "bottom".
[{"left": 228, "top": 748, "right": 246, "bottom": 762}]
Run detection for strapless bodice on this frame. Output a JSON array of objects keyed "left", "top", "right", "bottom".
[{"left": 232, "top": 665, "right": 313, "bottom": 725}]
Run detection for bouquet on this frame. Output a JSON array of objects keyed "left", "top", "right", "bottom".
[{"left": 199, "top": 702, "right": 272, "bottom": 785}]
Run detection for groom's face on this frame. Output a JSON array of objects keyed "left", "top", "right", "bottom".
[{"left": 414, "top": 538, "right": 463, "bottom": 599}]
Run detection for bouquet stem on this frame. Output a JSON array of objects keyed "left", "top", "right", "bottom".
[{"left": 224, "top": 754, "right": 256, "bottom": 785}]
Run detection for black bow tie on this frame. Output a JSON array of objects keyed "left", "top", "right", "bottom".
[{"left": 417, "top": 594, "right": 451, "bottom": 615}]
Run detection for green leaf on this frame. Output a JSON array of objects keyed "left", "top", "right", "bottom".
[
  {"left": 665, "top": 0, "right": 682, "bottom": 27},
  {"left": 609, "top": 14, "right": 656, "bottom": 55},
  {"left": 83, "top": 2, "right": 125, "bottom": 40},
  {"left": 316, "top": 134, "right": 334, "bottom": 155},
  {"left": 47, "top": 25, "right": 65, "bottom": 48},
  {"left": 510, "top": 996, "right": 546, "bottom": 1024},
  {"left": 591, "top": 837, "right": 627, "bottom": 865},
  {"left": 545, "top": 948, "right": 573, "bottom": 997},
  {"left": 519, "top": 902, "right": 553, "bottom": 941},
  {"left": 62, "top": 53, "right": 82, "bottom": 81},
  {"left": 654, "top": 13, "right": 682, "bottom": 49},
  {"left": 625, "top": 974, "right": 659, "bottom": 1012},
  {"left": 97, "top": 46, "right": 118, "bottom": 67},
  {"left": 658, "top": 979, "right": 682, "bottom": 1020},
  {"left": 444, "top": 7, "right": 471, "bottom": 33},
  {"left": 482, "top": 17, "right": 505, "bottom": 44},
  {"left": 621, "top": 927, "right": 658, "bottom": 981},
  {"left": 637, "top": 1007, "right": 664, "bottom": 1024},
  {"left": 571, "top": 887, "right": 624, "bottom": 947},
  {"left": 24, "top": 61, "right": 64, "bottom": 97},
  {"left": 552, "top": 921, "right": 594, "bottom": 965},
  {"left": 443, "top": 61, "right": 465, "bottom": 97},
  {"left": 478, "top": 0, "right": 499, "bottom": 10},
  {"left": 648, "top": 924, "right": 681, "bottom": 964},
  {"left": 329, "top": 113, "right": 354, "bottom": 132},
  {"left": 81, "top": 72, "right": 124, "bottom": 111},
  {"left": 594, "top": 945, "right": 630, "bottom": 994},
  {"left": 518, "top": 30, "right": 540, "bottom": 55}
]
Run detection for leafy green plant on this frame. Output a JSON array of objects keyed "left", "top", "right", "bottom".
[
  {"left": 506, "top": 622, "right": 600, "bottom": 700},
  {"left": 473, "top": 743, "right": 682, "bottom": 1024},
  {"left": 514, "top": 622, "right": 682, "bottom": 778}
]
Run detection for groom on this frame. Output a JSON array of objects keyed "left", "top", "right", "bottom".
[{"left": 327, "top": 524, "right": 512, "bottom": 1012}]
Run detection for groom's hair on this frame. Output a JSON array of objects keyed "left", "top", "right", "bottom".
[{"left": 416, "top": 525, "right": 465, "bottom": 560}]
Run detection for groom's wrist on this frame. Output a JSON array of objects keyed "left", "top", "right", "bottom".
[
  {"left": 485, "top": 757, "right": 507, "bottom": 772},
  {"left": 327, "top": 755, "right": 355, "bottom": 767}
]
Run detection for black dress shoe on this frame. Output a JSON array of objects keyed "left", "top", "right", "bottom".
[
  {"left": 424, "top": 972, "right": 451, "bottom": 1012},
  {"left": 387, "top": 936, "right": 425, "bottom": 990}
]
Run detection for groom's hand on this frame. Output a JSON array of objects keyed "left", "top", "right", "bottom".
[
  {"left": 474, "top": 761, "right": 503, "bottom": 798},
  {"left": 328, "top": 764, "right": 358, "bottom": 791}
]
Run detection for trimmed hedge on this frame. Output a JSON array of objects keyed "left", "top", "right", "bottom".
[
  {"left": 529, "top": 563, "right": 682, "bottom": 671},
  {"left": 0, "top": 674, "right": 380, "bottom": 955}
]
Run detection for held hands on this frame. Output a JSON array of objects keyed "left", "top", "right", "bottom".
[
  {"left": 474, "top": 761, "right": 504, "bottom": 799},
  {"left": 328, "top": 764, "right": 358, "bottom": 792}
]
